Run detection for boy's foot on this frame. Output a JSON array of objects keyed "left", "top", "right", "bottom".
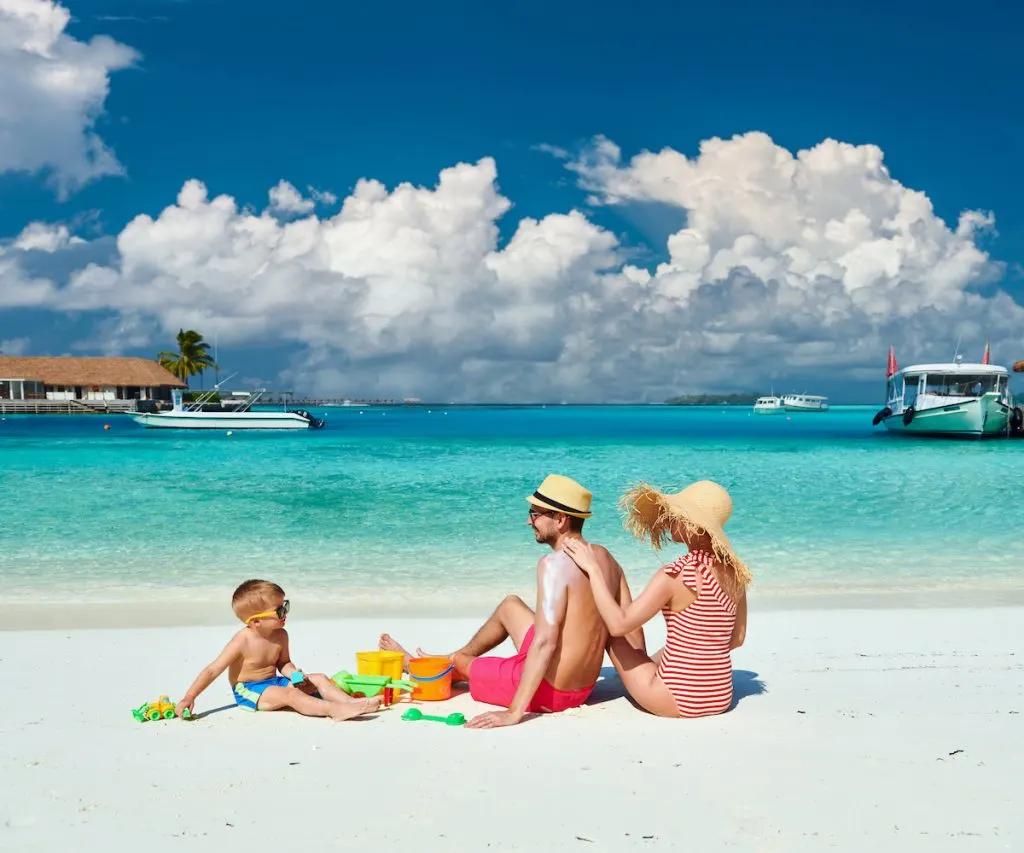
[
  {"left": 378, "top": 634, "right": 414, "bottom": 670},
  {"left": 329, "top": 696, "right": 380, "bottom": 721}
]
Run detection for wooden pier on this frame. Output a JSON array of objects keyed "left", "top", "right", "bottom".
[
  {"left": 0, "top": 399, "right": 137, "bottom": 415},
  {"left": 261, "top": 396, "right": 402, "bottom": 406}
]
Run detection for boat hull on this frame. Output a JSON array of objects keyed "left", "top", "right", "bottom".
[
  {"left": 132, "top": 412, "right": 312, "bottom": 430},
  {"left": 783, "top": 402, "right": 829, "bottom": 412},
  {"left": 882, "top": 395, "right": 1009, "bottom": 438}
]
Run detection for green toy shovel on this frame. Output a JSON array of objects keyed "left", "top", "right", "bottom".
[{"left": 401, "top": 708, "right": 465, "bottom": 726}]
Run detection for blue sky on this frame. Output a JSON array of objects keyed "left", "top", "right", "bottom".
[{"left": 1, "top": 0, "right": 1022, "bottom": 401}]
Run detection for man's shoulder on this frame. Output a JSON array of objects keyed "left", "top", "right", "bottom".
[{"left": 586, "top": 541, "right": 622, "bottom": 567}]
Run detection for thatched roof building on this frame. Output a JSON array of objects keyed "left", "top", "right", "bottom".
[{"left": 0, "top": 356, "right": 186, "bottom": 388}]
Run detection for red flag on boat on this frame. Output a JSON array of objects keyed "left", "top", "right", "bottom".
[
  {"left": 982, "top": 342, "right": 990, "bottom": 365},
  {"left": 886, "top": 346, "right": 898, "bottom": 378}
]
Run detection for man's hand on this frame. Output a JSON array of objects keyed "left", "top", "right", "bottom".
[
  {"left": 464, "top": 709, "right": 525, "bottom": 730},
  {"left": 175, "top": 698, "right": 194, "bottom": 719}
]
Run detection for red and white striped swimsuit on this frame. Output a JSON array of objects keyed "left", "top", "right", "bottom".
[{"left": 656, "top": 550, "right": 736, "bottom": 718}]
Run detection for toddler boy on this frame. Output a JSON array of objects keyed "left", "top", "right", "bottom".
[{"left": 176, "top": 579, "right": 379, "bottom": 721}]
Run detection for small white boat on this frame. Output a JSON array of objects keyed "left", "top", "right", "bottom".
[
  {"left": 783, "top": 394, "right": 829, "bottom": 412},
  {"left": 132, "top": 388, "right": 324, "bottom": 430},
  {"left": 753, "top": 395, "right": 785, "bottom": 415},
  {"left": 872, "top": 350, "right": 1017, "bottom": 438}
]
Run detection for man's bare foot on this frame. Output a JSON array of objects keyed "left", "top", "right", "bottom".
[
  {"left": 378, "top": 634, "right": 414, "bottom": 671},
  {"left": 415, "top": 647, "right": 452, "bottom": 659},
  {"left": 329, "top": 696, "right": 380, "bottom": 721}
]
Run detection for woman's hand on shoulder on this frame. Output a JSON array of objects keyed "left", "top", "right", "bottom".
[{"left": 562, "top": 538, "right": 599, "bottom": 576}]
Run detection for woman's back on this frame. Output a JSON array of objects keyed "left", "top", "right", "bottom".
[{"left": 658, "top": 549, "right": 736, "bottom": 717}]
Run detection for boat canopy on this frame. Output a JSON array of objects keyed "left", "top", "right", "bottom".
[{"left": 899, "top": 363, "right": 1008, "bottom": 376}]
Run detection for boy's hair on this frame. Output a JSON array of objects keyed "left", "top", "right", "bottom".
[{"left": 232, "top": 579, "right": 286, "bottom": 620}]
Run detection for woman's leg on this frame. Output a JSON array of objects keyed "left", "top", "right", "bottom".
[
  {"left": 604, "top": 571, "right": 678, "bottom": 715},
  {"left": 605, "top": 635, "right": 679, "bottom": 717}
]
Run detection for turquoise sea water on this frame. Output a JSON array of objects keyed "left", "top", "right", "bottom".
[{"left": 1, "top": 406, "right": 1022, "bottom": 611}]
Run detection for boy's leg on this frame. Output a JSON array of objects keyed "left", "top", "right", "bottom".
[
  {"left": 303, "top": 673, "right": 382, "bottom": 709},
  {"left": 257, "top": 685, "right": 377, "bottom": 721}
]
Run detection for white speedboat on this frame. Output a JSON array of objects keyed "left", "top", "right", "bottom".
[
  {"left": 132, "top": 388, "right": 324, "bottom": 430},
  {"left": 872, "top": 355, "right": 1016, "bottom": 438},
  {"left": 753, "top": 395, "right": 785, "bottom": 415},
  {"left": 783, "top": 394, "right": 829, "bottom": 412}
]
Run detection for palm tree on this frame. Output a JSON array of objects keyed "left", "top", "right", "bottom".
[{"left": 157, "top": 329, "right": 218, "bottom": 387}]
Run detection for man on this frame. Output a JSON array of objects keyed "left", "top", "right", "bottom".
[{"left": 380, "top": 473, "right": 632, "bottom": 729}]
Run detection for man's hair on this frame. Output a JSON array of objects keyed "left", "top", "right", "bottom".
[
  {"left": 232, "top": 579, "right": 285, "bottom": 619},
  {"left": 567, "top": 515, "right": 585, "bottom": 533}
]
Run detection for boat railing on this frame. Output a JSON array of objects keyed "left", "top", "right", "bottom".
[
  {"left": 182, "top": 372, "right": 240, "bottom": 412},
  {"left": 232, "top": 389, "right": 267, "bottom": 413}
]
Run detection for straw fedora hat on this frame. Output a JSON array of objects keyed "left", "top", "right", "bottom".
[
  {"left": 619, "top": 479, "right": 752, "bottom": 586},
  {"left": 526, "top": 474, "right": 593, "bottom": 519}
]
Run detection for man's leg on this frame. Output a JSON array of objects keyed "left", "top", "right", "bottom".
[
  {"left": 443, "top": 594, "right": 531, "bottom": 680},
  {"left": 457, "top": 595, "right": 534, "bottom": 656},
  {"left": 380, "top": 594, "right": 535, "bottom": 678}
]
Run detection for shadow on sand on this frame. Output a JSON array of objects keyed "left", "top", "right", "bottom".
[{"left": 586, "top": 666, "right": 767, "bottom": 712}]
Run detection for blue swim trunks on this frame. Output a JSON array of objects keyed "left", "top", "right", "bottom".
[{"left": 233, "top": 676, "right": 291, "bottom": 711}]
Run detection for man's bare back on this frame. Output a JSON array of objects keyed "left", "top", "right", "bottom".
[{"left": 542, "top": 542, "right": 626, "bottom": 691}]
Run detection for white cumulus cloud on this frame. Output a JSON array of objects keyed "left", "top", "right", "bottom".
[
  {"left": 3, "top": 133, "right": 1022, "bottom": 401},
  {"left": 0, "top": 336, "right": 30, "bottom": 355},
  {"left": 0, "top": 0, "right": 138, "bottom": 195},
  {"left": 267, "top": 180, "right": 315, "bottom": 216}
]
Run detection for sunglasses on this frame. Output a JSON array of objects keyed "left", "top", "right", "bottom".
[{"left": 246, "top": 599, "right": 290, "bottom": 624}]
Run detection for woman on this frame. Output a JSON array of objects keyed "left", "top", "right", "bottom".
[{"left": 563, "top": 479, "right": 751, "bottom": 718}]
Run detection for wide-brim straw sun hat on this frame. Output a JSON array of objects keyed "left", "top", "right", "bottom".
[
  {"left": 619, "top": 479, "right": 752, "bottom": 586},
  {"left": 526, "top": 473, "right": 593, "bottom": 519}
]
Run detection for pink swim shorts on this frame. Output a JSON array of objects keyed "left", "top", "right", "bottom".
[{"left": 468, "top": 626, "right": 594, "bottom": 713}]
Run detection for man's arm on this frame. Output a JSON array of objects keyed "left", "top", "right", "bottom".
[
  {"left": 175, "top": 632, "right": 245, "bottom": 717},
  {"left": 465, "top": 556, "right": 568, "bottom": 729}
]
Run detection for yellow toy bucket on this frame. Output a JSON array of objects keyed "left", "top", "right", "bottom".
[
  {"left": 356, "top": 650, "right": 404, "bottom": 682},
  {"left": 408, "top": 656, "right": 454, "bottom": 701}
]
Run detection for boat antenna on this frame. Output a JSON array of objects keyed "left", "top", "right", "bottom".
[
  {"left": 213, "top": 371, "right": 237, "bottom": 391},
  {"left": 952, "top": 333, "right": 962, "bottom": 362}
]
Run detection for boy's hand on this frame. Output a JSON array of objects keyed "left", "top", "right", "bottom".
[{"left": 175, "top": 698, "right": 194, "bottom": 718}]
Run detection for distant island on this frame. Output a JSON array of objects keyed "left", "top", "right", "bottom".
[{"left": 664, "top": 393, "right": 759, "bottom": 406}]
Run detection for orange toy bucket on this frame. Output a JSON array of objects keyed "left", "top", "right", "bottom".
[{"left": 408, "top": 656, "right": 454, "bottom": 701}]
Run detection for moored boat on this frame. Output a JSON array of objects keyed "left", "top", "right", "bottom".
[
  {"left": 753, "top": 395, "right": 785, "bottom": 415},
  {"left": 872, "top": 346, "right": 1017, "bottom": 438},
  {"left": 132, "top": 388, "right": 324, "bottom": 430},
  {"left": 783, "top": 394, "right": 829, "bottom": 412}
]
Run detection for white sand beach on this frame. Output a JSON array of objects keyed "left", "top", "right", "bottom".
[{"left": 2, "top": 605, "right": 1022, "bottom": 852}]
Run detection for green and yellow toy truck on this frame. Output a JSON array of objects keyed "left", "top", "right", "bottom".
[{"left": 132, "top": 695, "right": 191, "bottom": 722}]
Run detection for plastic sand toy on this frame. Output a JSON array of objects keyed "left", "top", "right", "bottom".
[
  {"left": 132, "top": 695, "right": 191, "bottom": 722},
  {"left": 331, "top": 671, "right": 414, "bottom": 707},
  {"left": 401, "top": 708, "right": 465, "bottom": 726}
]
